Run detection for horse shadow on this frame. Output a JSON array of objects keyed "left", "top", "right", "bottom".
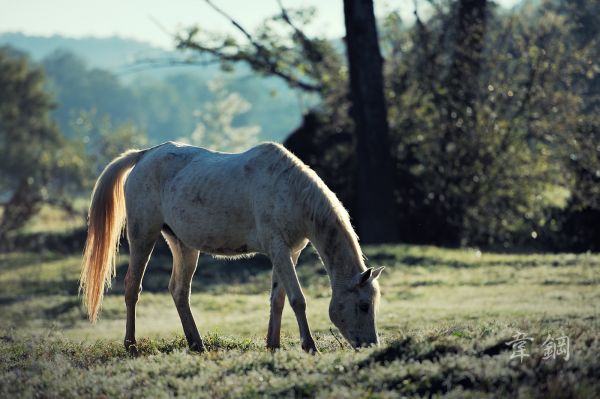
[
  {"left": 112, "top": 237, "right": 275, "bottom": 294},
  {"left": 112, "top": 240, "right": 323, "bottom": 295}
]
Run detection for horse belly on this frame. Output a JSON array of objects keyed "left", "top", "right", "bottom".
[{"left": 165, "top": 200, "right": 260, "bottom": 256}]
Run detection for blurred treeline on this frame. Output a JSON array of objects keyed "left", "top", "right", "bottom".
[
  {"left": 0, "top": 46, "right": 300, "bottom": 244},
  {"left": 1, "top": 0, "right": 599, "bottom": 251},
  {"left": 190, "top": 0, "right": 598, "bottom": 251},
  {"left": 369, "top": 0, "right": 600, "bottom": 250},
  {"left": 384, "top": 0, "right": 600, "bottom": 250}
]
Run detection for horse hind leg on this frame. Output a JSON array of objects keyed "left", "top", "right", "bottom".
[
  {"left": 124, "top": 226, "right": 160, "bottom": 355},
  {"left": 163, "top": 229, "right": 205, "bottom": 352}
]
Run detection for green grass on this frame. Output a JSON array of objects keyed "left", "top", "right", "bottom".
[
  {"left": 19, "top": 202, "right": 87, "bottom": 234},
  {"left": 1, "top": 244, "right": 599, "bottom": 398}
]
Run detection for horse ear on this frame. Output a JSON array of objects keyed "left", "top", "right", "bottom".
[
  {"left": 353, "top": 268, "right": 373, "bottom": 287},
  {"left": 371, "top": 266, "right": 385, "bottom": 280},
  {"left": 353, "top": 267, "right": 385, "bottom": 287}
]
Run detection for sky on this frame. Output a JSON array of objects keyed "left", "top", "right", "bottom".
[{"left": 0, "top": 0, "right": 521, "bottom": 49}]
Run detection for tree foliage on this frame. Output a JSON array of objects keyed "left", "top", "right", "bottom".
[
  {"left": 69, "top": 110, "right": 148, "bottom": 180},
  {"left": 0, "top": 47, "right": 82, "bottom": 239},
  {"left": 3, "top": 0, "right": 600, "bottom": 251},
  {"left": 177, "top": 79, "right": 260, "bottom": 152},
  {"left": 176, "top": 0, "right": 345, "bottom": 98},
  {"left": 39, "top": 49, "right": 300, "bottom": 145},
  {"left": 177, "top": 0, "right": 600, "bottom": 249},
  {"left": 385, "top": 0, "right": 600, "bottom": 247},
  {"left": 0, "top": 48, "right": 152, "bottom": 242}
]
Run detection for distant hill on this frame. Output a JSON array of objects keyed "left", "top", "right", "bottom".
[
  {"left": 0, "top": 32, "right": 220, "bottom": 81},
  {"left": 0, "top": 32, "right": 161, "bottom": 71},
  {"left": 0, "top": 33, "right": 304, "bottom": 143}
]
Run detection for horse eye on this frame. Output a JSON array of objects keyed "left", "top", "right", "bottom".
[{"left": 359, "top": 303, "right": 369, "bottom": 312}]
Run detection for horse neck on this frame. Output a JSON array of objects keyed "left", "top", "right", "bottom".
[{"left": 309, "top": 217, "right": 365, "bottom": 288}]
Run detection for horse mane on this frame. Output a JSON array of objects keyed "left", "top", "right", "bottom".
[{"left": 263, "top": 143, "right": 364, "bottom": 262}]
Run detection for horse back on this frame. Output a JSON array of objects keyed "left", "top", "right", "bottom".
[{"left": 125, "top": 142, "right": 308, "bottom": 255}]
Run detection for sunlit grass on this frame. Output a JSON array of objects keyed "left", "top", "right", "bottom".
[{"left": 1, "top": 245, "right": 599, "bottom": 397}]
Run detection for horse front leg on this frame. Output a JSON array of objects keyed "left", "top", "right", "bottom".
[
  {"left": 266, "top": 250, "right": 301, "bottom": 350},
  {"left": 266, "top": 272, "right": 286, "bottom": 349},
  {"left": 270, "top": 245, "right": 317, "bottom": 353}
]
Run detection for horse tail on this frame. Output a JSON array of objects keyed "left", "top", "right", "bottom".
[{"left": 80, "top": 149, "right": 147, "bottom": 322}]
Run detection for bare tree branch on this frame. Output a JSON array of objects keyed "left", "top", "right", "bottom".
[
  {"left": 276, "top": 0, "right": 322, "bottom": 63},
  {"left": 178, "top": 36, "right": 322, "bottom": 92},
  {"left": 175, "top": 0, "right": 323, "bottom": 93},
  {"left": 203, "top": 0, "right": 281, "bottom": 65},
  {"left": 204, "top": 0, "right": 256, "bottom": 45}
]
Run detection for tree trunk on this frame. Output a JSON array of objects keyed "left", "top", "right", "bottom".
[{"left": 343, "top": 0, "right": 399, "bottom": 243}]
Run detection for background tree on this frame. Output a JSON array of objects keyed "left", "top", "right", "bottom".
[
  {"left": 343, "top": 0, "right": 399, "bottom": 243},
  {"left": 0, "top": 49, "right": 151, "bottom": 246},
  {"left": 4, "top": 0, "right": 596, "bottom": 251},
  {"left": 69, "top": 110, "right": 148, "bottom": 181},
  {"left": 177, "top": 0, "right": 400, "bottom": 243},
  {"left": 382, "top": 0, "right": 599, "bottom": 248},
  {"left": 0, "top": 47, "right": 80, "bottom": 242},
  {"left": 177, "top": 78, "right": 260, "bottom": 152},
  {"left": 546, "top": 0, "right": 600, "bottom": 250},
  {"left": 174, "top": 0, "right": 600, "bottom": 249}
]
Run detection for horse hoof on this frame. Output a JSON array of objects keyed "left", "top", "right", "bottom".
[
  {"left": 266, "top": 344, "right": 282, "bottom": 353},
  {"left": 266, "top": 338, "right": 281, "bottom": 351},
  {"left": 302, "top": 342, "right": 319, "bottom": 354}
]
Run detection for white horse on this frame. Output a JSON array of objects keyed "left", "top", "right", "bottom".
[{"left": 80, "top": 141, "right": 384, "bottom": 353}]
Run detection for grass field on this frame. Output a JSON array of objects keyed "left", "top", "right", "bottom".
[{"left": 1, "top": 241, "right": 599, "bottom": 398}]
